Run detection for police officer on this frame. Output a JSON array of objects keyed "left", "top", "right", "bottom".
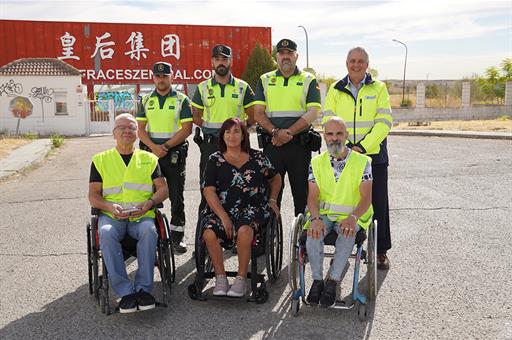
[
  {"left": 136, "top": 61, "right": 192, "bottom": 253},
  {"left": 254, "top": 38, "right": 322, "bottom": 216},
  {"left": 322, "top": 46, "right": 393, "bottom": 269},
  {"left": 191, "top": 44, "right": 255, "bottom": 182}
]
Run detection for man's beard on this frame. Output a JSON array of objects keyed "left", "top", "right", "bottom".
[
  {"left": 326, "top": 141, "right": 344, "bottom": 157},
  {"left": 157, "top": 82, "right": 170, "bottom": 92},
  {"left": 215, "top": 64, "right": 230, "bottom": 77},
  {"left": 280, "top": 60, "right": 293, "bottom": 72}
]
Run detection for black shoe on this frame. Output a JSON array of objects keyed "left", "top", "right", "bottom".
[
  {"left": 172, "top": 239, "right": 187, "bottom": 254},
  {"left": 377, "top": 253, "right": 390, "bottom": 270},
  {"left": 306, "top": 279, "right": 324, "bottom": 305},
  {"left": 137, "top": 289, "right": 155, "bottom": 311},
  {"left": 119, "top": 293, "right": 138, "bottom": 314},
  {"left": 320, "top": 279, "right": 337, "bottom": 308}
]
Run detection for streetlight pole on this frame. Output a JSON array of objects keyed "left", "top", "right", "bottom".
[
  {"left": 392, "top": 39, "right": 408, "bottom": 105},
  {"left": 298, "top": 25, "right": 309, "bottom": 69}
]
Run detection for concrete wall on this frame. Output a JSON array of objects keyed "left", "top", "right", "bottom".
[
  {"left": 0, "top": 75, "right": 86, "bottom": 136},
  {"left": 393, "top": 81, "right": 512, "bottom": 122},
  {"left": 392, "top": 106, "right": 511, "bottom": 122}
]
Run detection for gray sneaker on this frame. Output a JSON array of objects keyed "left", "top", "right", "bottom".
[
  {"left": 227, "top": 276, "right": 246, "bottom": 297},
  {"left": 213, "top": 275, "right": 229, "bottom": 296}
]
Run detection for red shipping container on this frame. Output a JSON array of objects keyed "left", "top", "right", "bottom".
[{"left": 0, "top": 19, "right": 272, "bottom": 86}]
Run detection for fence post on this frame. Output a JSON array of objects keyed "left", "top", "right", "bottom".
[
  {"left": 416, "top": 83, "right": 425, "bottom": 109},
  {"left": 461, "top": 82, "right": 471, "bottom": 108},
  {"left": 505, "top": 81, "right": 512, "bottom": 107}
]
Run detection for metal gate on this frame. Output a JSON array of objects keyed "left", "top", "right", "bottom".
[{"left": 85, "top": 99, "right": 138, "bottom": 135}]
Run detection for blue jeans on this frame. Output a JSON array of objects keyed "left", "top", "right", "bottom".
[
  {"left": 98, "top": 215, "right": 158, "bottom": 297},
  {"left": 306, "top": 215, "right": 360, "bottom": 282}
]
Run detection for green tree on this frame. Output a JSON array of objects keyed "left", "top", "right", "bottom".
[
  {"left": 317, "top": 75, "right": 337, "bottom": 91},
  {"left": 241, "top": 43, "right": 276, "bottom": 92},
  {"left": 368, "top": 67, "right": 378, "bottom": 79},
  {"left": 303, "top": 67, "right": 316, "bottom": 76},
  {"left": 501, "top": 58, "right": 512, "bottom": 80},
  {"left": 425, "top": 83, "right": 440, "bottom": 99}
]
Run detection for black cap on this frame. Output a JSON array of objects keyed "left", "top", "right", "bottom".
[
  {"left": 152, "top": 62, "right": 172, "bottom": 75},
  {"left": 276, "top": 38, "right": 297, "bottom": 52},
  {"left": 212, "top": 44, "right": 232, "bottom": 58}
]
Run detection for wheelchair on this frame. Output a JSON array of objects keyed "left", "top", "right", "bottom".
[
  {"left": 86, "top": 205, "right": 176, "bottom": 315},
  {"left": 188, "top": 211, "right": 283, "bottom": 304},
  {"left": 288, "top": 213, "right": 377, "bottom": 320}
]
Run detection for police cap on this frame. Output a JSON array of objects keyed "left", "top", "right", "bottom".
[
  {"left": 276, "top": 38, "right": 297, "bottom": 52},
  {"left": 212, "top": 44, "right": 232, "bottom": 58},
  {"left": 152, "top": 62, "right": 173, "bottom": 76}
]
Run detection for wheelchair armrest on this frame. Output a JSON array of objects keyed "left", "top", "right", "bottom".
[{"left": 91, "top": 201, "right": 163, "bottom": 216}]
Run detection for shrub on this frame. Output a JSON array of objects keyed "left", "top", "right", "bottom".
[{"left": 50, "top": 133, "right": 64, "bottom": 148}]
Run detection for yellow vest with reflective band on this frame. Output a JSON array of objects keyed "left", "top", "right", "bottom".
[
  {"left": 142, "top": 91, "right": 187, "bottom": 140},
  {"left": 311, "top": 150, "right": 373, "bottom": 230},
  {"left": 322, "top": 79, "right": 392, "bottom": 155},
  {"left": 92, "top": 148, "right": 158, "bottom": 222},
  {"left": 199, "top": 78, "right": 248, "bottom": 129},
  {"left": 260, "top": 70, "right": 315, "bottom": 119}
]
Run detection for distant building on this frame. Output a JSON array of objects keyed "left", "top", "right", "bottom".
[{"left": 0, "top": 58, "right": 86, "bottom": 135}]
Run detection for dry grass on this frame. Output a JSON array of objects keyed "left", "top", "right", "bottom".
[
  {"left": 0, "top": 138, "right": 31, "bottom": 159},
  {"left": 393, "top": 118, "right": 512, "bottom": 132}
]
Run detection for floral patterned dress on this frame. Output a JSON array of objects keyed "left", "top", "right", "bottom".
[{"left": 201, "top": 148, "right": 277, "bottom": 242}]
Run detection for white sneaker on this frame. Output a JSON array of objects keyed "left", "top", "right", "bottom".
[
  {"left": 227, "top": 276, "right": 246, "bottom": 297},
  {"left": 213, "top": 275, "right": 229, "bottom": 296}
]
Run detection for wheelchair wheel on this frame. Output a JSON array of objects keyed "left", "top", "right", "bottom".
[
  {"left": 366, "top": 220, "right": 378, "bottom": 301},
  {"left": 87, "top": 222, "right": 93, "bottom": 295},
  {"left": 265, "top": 213, "right": 283, "bottom": 283},
  {"left": 254, "top": 286, "right": 269, "bottom": 304},
  {"left": 89, "top": 216, "right": 100, "bottom": 300},
  {"left": 288, "top": 214, "right": 305, "bottom": 292},
  {"left": 188, "top": 284, "right": 199, "bottom": 300},
  {"left": 161, "top": 212, "right": 176, "bottom": 286},
  {"left": 194, "top": 216, "right": 206, "bottom": 270}
]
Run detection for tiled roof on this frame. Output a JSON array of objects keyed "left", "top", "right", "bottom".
[{"left": 0, "top": 58, "right": 82, "bottom": 76}]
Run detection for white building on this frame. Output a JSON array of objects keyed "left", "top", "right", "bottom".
[{"left": 0, "top": 58, "right": 87, "bottom": 136}]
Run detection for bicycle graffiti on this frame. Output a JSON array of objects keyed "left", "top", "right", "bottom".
[{"left": 0, "top": 79, "right": 23, "bottom": 97}]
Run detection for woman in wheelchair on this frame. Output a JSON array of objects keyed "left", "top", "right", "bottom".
[
  {"left": 88, "top": 114, "right": 169, "bottom": 313},
  {"left": 201, "top": 118, "right": 281, "bottom": 297},
  {"left": 305, "top": 117, "right": 373, "bottom": 307}
]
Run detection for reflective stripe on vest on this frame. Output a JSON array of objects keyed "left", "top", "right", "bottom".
[
  {"left": 311, "top": 150, "right": 373, "bottom": 229},
  {"left": 202, "top": 121, "right": 224, "bottom": 129},
  {"left": 92, "top": 148, "right": 158, "bottom": 221}
]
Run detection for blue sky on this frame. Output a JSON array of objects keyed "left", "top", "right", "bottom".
[{"left": 1, "top": 0, "right": 511, "bottom": 80}]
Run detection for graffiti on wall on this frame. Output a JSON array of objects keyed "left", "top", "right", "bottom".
[
  {"left": 30, "top": 87, "right": 54, "bottom": 103},
  {"left": 0, "top": 79, "right": 23, "bottom": 97},
  {"left": 29, "top": 86, "right": 54, "bottom": 123},
  {"left": 95, "top": 91, "right": 135, "bottom": 113}
]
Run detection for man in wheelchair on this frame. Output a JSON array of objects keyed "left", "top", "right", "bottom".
[
  {"left": 88, "top": 113, "right": 169, "bottom": 313},
  {"left": 305, "top": 117, "right": 373, "bottom": 307}
]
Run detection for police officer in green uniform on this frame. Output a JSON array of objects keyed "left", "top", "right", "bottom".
[
  {"left": 137, "top": 62, "right": 192, "bottom": 253},
  {"left": 254, "top": 38, "right": 322, "bottom": 216},
  {"left": 191, "top": 44, "right": 255, "bottom": 182}
]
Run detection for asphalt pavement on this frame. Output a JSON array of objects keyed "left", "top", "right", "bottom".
[{"left": 0, "top": 132, "right": 511, "bottom": 339}]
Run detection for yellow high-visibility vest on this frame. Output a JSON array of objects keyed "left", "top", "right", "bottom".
[{"left": 92, "top": 148, "right": 158, "bottom": 221}]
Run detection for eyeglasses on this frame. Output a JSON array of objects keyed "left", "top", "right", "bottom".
[{"left": 115, "top": 125, "right": 137, "bottom": 132}]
